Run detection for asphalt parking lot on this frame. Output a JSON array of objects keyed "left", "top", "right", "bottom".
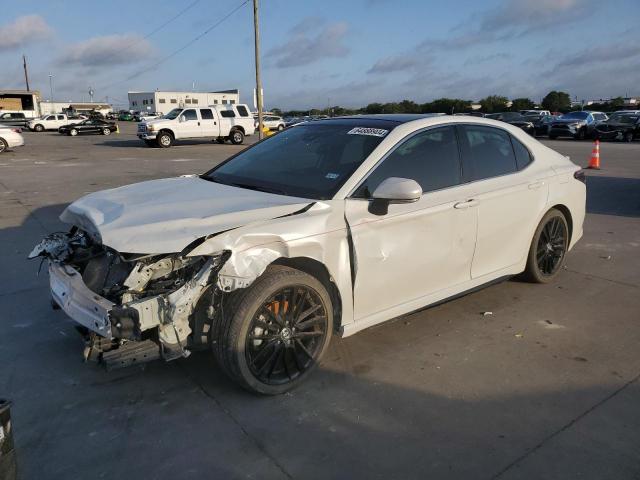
[{"left": 1, "top": 122, "right": 639, "bottom": 479}]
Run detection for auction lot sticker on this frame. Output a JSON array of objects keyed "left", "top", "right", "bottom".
[{"left": 347, "top": 127, "right": 389, "bottom": 137}]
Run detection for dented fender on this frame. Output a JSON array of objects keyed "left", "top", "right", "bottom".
[{"left": 188, "top": 201, "right": 356, "bottom": 329}]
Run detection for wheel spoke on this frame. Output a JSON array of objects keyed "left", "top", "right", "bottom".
[
  {"left": 296, "top": 315, "right": 326, "bottom": 331},
  {"left": 295, "top": 303, "right": 322, "bottom": 325},
  {"left": 267, "top": 345, "right": 284, "bottom": 379},
  {"left": 294, "top": 331, "right": 323, "bottom": 339},
  {"left": 251, "top": 340, "right": 278, "bottom": 370},
  {"left": 294, "top": 338, "right": 314, "bottom": 359}
]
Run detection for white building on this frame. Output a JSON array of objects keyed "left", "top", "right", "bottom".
[{"left": 127, "top": 89, "right": 240, "bottom": 115}]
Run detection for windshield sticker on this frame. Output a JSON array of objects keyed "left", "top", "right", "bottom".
[
  {"left": 347, "top": 127, "right": 389, "bottom": 137},
  {"left": 325, "top": 173, "right": 339, "bottom": 180}
]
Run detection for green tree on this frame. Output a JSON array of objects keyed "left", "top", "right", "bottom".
[
  {"left": 398, "top": 99, "right": 420, "bottom": 113},
  {"left": 479, "top": 95, "right": 509, "bottom": 113},
  {"left": 364, "top": 103, "right": 383, "bottom": 114},
  {"left": 510, "top": 98, "right": 535, "bottom": 111},
  {"left": 422, "top": 98, "right": 472, "bottom": 114},
  {"left": 541, "top": 91, "right": 571, "bottom": 112}
]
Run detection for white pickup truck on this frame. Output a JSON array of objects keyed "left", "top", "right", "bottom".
[
  {"left": 137, "top": 104, "right": 255, "bottom": 148},
  {"left": 28, "top": 114, "right": 87, "bottom": 132}
]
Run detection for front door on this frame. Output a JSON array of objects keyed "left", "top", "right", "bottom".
[
  {"left": 180, "top": 109, "right": 201, "bottom": 138},
  {"left": 345, "top": 126, "right": 478, "bottom": 322}
]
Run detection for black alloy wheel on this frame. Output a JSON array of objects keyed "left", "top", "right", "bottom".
[
  {"left": 523, "top": 209, "right": 569, "bottom": 283},
  {"left": 245, "top": 285, "right": 328, "bottom": 386}
]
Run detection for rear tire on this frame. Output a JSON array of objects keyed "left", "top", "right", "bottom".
[
  {"left": 102, "top": 128, "right": 111, "bottom": 135},
  {"left": 230, "top": 129, "right": 244, "bottom": 145},
  {"left": 624, "top": 131, "right": 634, "bottom": 142},
  {"left": 70, "top": 128, "right": 78, "bottom": 136},
  {"left": 277, "top": 124, "right": 284, "bottom": 131},
  {"left": 157, "top": 131, "right": 173, "bottom": 148},
  {"left": 213, "top": 266, "right": 333, "bottom": 395},
  {"left": 522, "top": 209, "right": 569, "bottom": 283},
  {"left": 0, "top": 138, "right": 7, "bottom": 153}
]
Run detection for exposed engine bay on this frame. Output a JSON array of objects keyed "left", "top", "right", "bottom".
[{"left": 29, "top": 227, "right": 230, "bottom": 369}]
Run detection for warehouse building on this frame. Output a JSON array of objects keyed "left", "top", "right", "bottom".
[
  {"left": 127, "top": 89, "right": 240, "bottom": 115},
  {"left": 40, "top": 102, "right": 112, "bottom": 116}
]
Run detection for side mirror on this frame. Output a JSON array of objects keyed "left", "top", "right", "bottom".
[{"left": 371, "top": 177, "right": 422, "bottom": 203}]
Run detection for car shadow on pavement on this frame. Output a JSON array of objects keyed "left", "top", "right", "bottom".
[{"left": 586, "top": 175, "right": 640, "bottom": 217}]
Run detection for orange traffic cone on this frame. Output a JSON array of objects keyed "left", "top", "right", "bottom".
[{"left": 587, "top": 139, "right": 600, "bottom": 169}]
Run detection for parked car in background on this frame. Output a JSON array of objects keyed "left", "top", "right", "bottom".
[
  {"left": 137, "top": 104, "right": 255, "bottom": 147},
  {"left": 29, "top": 114, "right": 86, "bottom": 132},
  {"left": 612, "top": 110, "right": 640, "bottom": 116},
  {"left": 0, "top": 112, "right": 31, "bottom": 128},
  {"left": 0, "top": 127, "right": 24, "bottom": 153},
  {"left": 594, "top": 113, "right": 640, "bottom": 142},
  {"left": 548, "top": 111, "right": 608, "bottom": 140},
  {"left": 136, "top": 112, "right": 161, "bottom": 122},
  {"left": 59, "top": 119, "right": 117, "bottom": 136},
  {"left": 30, "top": 115, "right": 586, "bottom": 394},
  {"left": 284, "top": 116, "right": 303, "bottom": 127},
  {"left": 520, "top": 110, "right": 551, "bottom": 117},
  {"left": 485, "top": 112, "right": 535, "bottom": 135},
  {"left": 256, "top": 115, "right": 286, "bottom": 131},
  {"left": 118, "top": 112, "right": 134, "bottom": 121},
  {"left": 525, "top": 114, "right": 558, "bottom": 136}
]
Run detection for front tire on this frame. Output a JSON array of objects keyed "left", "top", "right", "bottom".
[
  {"left": 277, "top": 124, "right": 284, "bottom": 131},
  {"left": 230, "top": 129, "right": 244, "bottom": 145},
  {"left": 69, "top": 128, "right": 78, "bottom": 136},
  {"left": 34, "top": 124, "right": 44, "bottom": 132},
  {"left": 213, "top": 266, "right": 333, "bottom": 395},
  {"left": 157, "top": 131, "right": 173, "bottom": 148},
  {"left": 523, "top": 209, "right": 569, "bottom": 283},
  {"left": 0, "top": 138, "right": 7, "bottom": 153},
  {"left": 624, "top": 131, "right": 634, "bottom": 143},
  {"left": 102, "top": 128, "right": 111, "bottom": 135}
]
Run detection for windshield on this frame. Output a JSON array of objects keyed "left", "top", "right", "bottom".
[
  {"left": 204, "top": 122, "right": 393, "bottom": 200},
  {"left": 164, "top": 108, "right": 182, "bottom": 120},
  {"left": 561, "top": 111, "right": 589, "bottom": 120}
]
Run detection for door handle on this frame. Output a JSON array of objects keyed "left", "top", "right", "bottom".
[
  {"left": 198, "top": 121, "right": 201, "bottom": 126},
  {"left": 454, "top": 199, "right": 479, "bottom": 209},
  {"left": 528, "top": 181, "right": 544, "bottom": 190}
]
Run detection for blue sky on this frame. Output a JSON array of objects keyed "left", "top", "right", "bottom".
[{"left": 1, "top": 0, "right": 639, "bottom": 110}]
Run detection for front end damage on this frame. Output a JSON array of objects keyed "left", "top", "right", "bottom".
[{"left": 29, "top": 228, "right": 230, "bottom": 369}]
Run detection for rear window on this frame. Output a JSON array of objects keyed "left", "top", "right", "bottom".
[
  {"left": 220, "top": 110, "right": 235, "bottom": 118},
  {"left": 236, "top": 105, "right": 250, "bottom": 117},
  {"left": 511, "top": 136, "right": 533, "bottom": 170},
  {"left": 200, "top": 109, "right": 214, "bottom": 120}
]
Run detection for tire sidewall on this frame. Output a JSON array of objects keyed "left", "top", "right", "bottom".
[
  {"left": 526, "top": 209, "right": 569, "bottom": 283},
  {"left": 230, "top": 130, "right": 244, "bottom": 144},
  {"left": 157, "top": 132, "right": 173, "bottom": 148},
  {"left": 227, "top": 269, "right": 333, "bottom": 395},
  {"left": 103, "top": 128, "right": 111, "bottom": 135},
  {"left": 0, "top": 138, "right": 6, "bottom": 153}
]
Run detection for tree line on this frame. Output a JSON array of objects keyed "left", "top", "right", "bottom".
[{"left": 276, "top": 92, "right": 628, "bottom": 118}]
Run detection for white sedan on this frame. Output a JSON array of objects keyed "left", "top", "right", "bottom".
[
  {"left": 0, "top": 127, "right": 25, "bottom": 153},
  {"left": 30, "top": 115, "right": 585, "bottom": 394}
]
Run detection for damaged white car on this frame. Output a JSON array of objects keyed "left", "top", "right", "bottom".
[{"left": 30, "top": 115, "right": 586, "bottom": 394}]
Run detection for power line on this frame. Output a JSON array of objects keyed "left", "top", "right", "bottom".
[{"left": 100, "top": 0, "right": 250, "bottom": 92}]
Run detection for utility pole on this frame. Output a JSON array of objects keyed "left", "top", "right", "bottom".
[
  {"left": 253, "top": 0, "right": 264, "bottom": 140},
  {"left": 48, "top": 74, "right": 54, "bottom": 113},
  {"left": 22, "top": 55, "right": 30, "bottom": 91}
]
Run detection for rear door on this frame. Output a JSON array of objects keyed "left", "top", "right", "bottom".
[
  {"left": 199, "top": 108, "right": 219, "bottom": 137},
  {"left": 456, "top": 124, "right": 549, "bottom": 278}
]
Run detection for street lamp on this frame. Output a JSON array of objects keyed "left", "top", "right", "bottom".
[{"left": 48, "top": 74, "right": 54, "bottom": 113}]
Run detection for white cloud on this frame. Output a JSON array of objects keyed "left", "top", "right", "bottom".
[
  {"left": 266, "top": 20, "right": 350, "bottom": 68},
  {"left": 60, "top": 34, "right": 154, "bottom": 67},
  {"left": 0, "top": 15, "right": 53, "bottom": 51}
]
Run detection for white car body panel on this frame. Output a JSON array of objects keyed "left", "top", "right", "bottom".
[
  {"left": 0, "top": 127, "right": 25, "bottom": 149},
  {"left": 49, "top": 115, "right": 585, "bottom": 342}
]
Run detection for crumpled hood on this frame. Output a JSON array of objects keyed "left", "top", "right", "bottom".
[{"left": 60, "top": 176, "right": 311, "bottom": 254}]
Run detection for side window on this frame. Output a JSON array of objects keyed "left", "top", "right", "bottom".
[
  {"left": 458, "top": 125, "right": 517, "bottom": 180},
  {"left": 170, "top": 99, "right": 177, "bottom": 104},
  {"left": 222, "top": 100, "right": 228, "bottom": 104},
  {"left": 236, "top": 105, "right": 250, "bottom": 117},
  {"left": 185, "top": 99, "right": 192, "bottom": 104},
  {"left": 192, "top": 99, "right": 198, "bottom": 104},
  {"left": 159, "top": 98, "right": 166, "bottom": 104},
  {"left": 354, "top": 126, "right": 461, "bottom": 198},
  {"left": 220, "top": 110, "right": 235, "bottom": 118},
  {"left": 511, "top": 136, "right": 533, "bottom": 170},
  {"left": 182, "top": 109, "right": 197, "bottom": 120},
  {"left": 46, "top": 115, "right": 55, "bottom": 120},
  {"left": 200, "top": 109, "right": 214, "bottom": 120}
]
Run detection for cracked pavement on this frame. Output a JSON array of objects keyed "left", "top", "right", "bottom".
[{"left": 1, "top": 125, "right": 638, "bottom": 479}]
